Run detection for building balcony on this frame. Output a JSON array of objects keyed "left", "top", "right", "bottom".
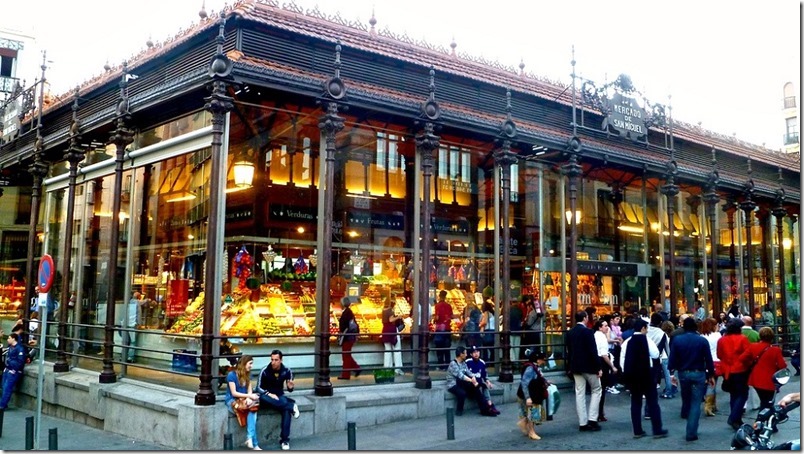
[
  {"left": 784, "top": 133, "right": 799, "bottom": 146},
  {"left": 784, "top": 96, "right": 797, "bottom": 109},
  {"left": 0, "top": 75, "right": 19, "bottom": 93}
]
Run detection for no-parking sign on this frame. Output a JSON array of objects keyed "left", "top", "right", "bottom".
[{"left": 38, "top": 254, "right": 55, "bottom": 293}]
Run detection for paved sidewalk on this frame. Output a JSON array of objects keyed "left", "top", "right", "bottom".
[
  {"left": 0, "top": 376, "right": 799, "bottom": 450},
  {"left": 0, "top": 408, "right": 170, "bottom": 451}
]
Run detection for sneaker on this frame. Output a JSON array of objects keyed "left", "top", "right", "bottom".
[
  {"left": 281, "top": 442, "right": 290, "bottom": 450},
  {"left": 652, "top": 429, "right": 668, "bottom": 439},
  {"left": 606, "top": 387, "right": 620, "bottom": 395},
  {"left": 292, "top": 403, "right": 300, "bottom": 419},
  {"left": 633, "top": 432, "right": 647, "bottom": 439}
]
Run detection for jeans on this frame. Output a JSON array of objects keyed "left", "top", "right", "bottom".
[
  {"left": 226, "top": 399, "right": 258, "bottom": 448},
  {"left": 755, "top": 388, "right": 774, "bottom": 411},
  {"left": 660, "top": 358, "right": 674, "bottom": 395},
  {"left": 726, "top": 372, "right": 750, "bottom": 425},
  {"left": 573, "top": 373, "right": 602, "bottom": 426},
  {"left": 630, "top": 384, "right": 664, "bottom": 435},
  {"left": 340, "top": 340, "right": 360, "bottom": 378},
  {"left": 679, "top": 370, "right": 707, "bottom": 439},
  {"left": 260, "top": 393, "right": 296, "bottom": 443},
  {"left": 1, "top": 369, "right": 22, "bottom": 409},
  {"left": 509, "top": 334, "right": 521, "bottom": 363}
]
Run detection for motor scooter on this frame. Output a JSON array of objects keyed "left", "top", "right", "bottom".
[{"left": 730, "top": 368, "right": 800, "bottom": 450}]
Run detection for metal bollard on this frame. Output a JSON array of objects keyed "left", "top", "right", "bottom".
[
  {"left": 0, "top": 409, "right": 4, "bottom": 438},
  {"left": 446, "top": 407, "right": 455, "bottom": 440},
  {"left": 347, "top": 421, "right": 356, "bottom": 450},
  {"left": 49, "top": 427, "right": 58, "bottom": 450},
  {"left": 25, "top": 416, "right": 34, "bottom": 450},
  {"left": 223, "top": 433, "right": 233, "bottom": 450}
]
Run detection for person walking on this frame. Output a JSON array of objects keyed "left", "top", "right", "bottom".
[
  {"left": 593, "top": 319, "right": 618, "bottom": 422},
  {"left": 0, "top": 333, "right": 26, "bottom": 411},
  {"left": 741, "top": 316, "right": 760, "bottom": 343},
  {"left": 508, "top": 296, "right": 525, "bottom": 363},
  {"left": 619, "top": 319, "right": 668, "bottom": 439},
  {"left": 516, "top": 349, "right": 548, "bottom": 440},
  {"left": 700, "top": 317, "right": 722, "bottom": 416},
  {"left": 224, "top": 354, "right": 262, "bottom": 450},
  {"left": 478, "top": 300, "right": 496, "bottom": 362},
  {"left": 717, "top": 318, "right": 752, "bottom": 430},
  {"left": 668, "top": 317, "right": 715, "bottom": 442},
  {"left": 742, "top": 326, "right": 787, "bottom": 411},
  {"left": 565, "top": 310, "right": 603, "bottom": 432},
  {"left": 521, "top": 295, "right": 542, "bottom": 359},
  {"left": 337, "top": 296, "right": 361, "bottom": 380},
  {"left": 433, "top": 290, "right": 453, "bottom": 370},
  {"left": 257, "top": 350, "right": 299, "bottom": 450},
  {"left": 445, "top": 346, "right": 494, "bottom": 417},
  {"left": 647, "top": 313, "right": 673, "bottom": 399},
  {"left": 381, "top": 297, "right": 404, "bottom": 375}
]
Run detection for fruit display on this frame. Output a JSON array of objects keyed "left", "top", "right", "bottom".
[{"left": 164, "top": 280, "right": 407, "bottom": 340}]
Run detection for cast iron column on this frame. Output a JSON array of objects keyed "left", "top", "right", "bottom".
[
  {"left": 495, "top": 89, "right": 517, "bottom": 383},
  {"left": 740, "top": 158, "right": 757, "bottom": 317},
  {"left": 661, "top": 161, "right": 679, "bottom": 316},
  {"left": 195, "top": 15, "right": 233, "bottom": 405},
  {"left": 414, "top": 67, "right": 440, "bottom": 390},
  {"left": 725, "top": 202, "right": 737, "bottom": 288},
  {"left": 562, "top": 137, "right": 583, "bottom": 318},
  {"left": 23, "top": 55, "right": 49, "bottom": 346},
  {"left": 99, "top": 62, "right": 134, "bottom": 384},
  {"left": 772, "top": 168, "right": 788, "bottom": 346},
  {"left": 314, "top": 41, "right": 346, "bottom": 397},
  {"left": 608, "top": 185, "right": 624, "bottom": 299},
  {"left": 54, "top": 88, "right": 85, "bottom": 372},
  {"left": 703, "top": 149, "right": 721, "bottom": 315}
]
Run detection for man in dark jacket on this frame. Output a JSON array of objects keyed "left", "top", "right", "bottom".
[
  {"left": 668, "top": 317, "right": 715, "bottom": 442},
  {"left": 620, "top": 319, "right": 668, "bottom": 439},
  {"left": 565, "top": 310, "right": 602, "bottom": 432},
  {"left": 1, "top": 333, "right": 26, "bottom": 410},
  {"left": 257, "top": 350, "right": 298, "bottom": 450}
]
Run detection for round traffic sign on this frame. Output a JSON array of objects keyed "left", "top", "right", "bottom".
[{"left": 38, "top": 254, "right": 55, "bottom": 293}]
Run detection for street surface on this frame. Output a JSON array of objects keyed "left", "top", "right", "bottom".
[{"left": 0, "top": 376, "right": 799, "bottom": 450}]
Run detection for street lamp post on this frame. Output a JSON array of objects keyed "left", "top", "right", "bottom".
[
  {"left": 314, "top": 40, "right": 346, "bottom": 397},
  {"left": 562, "top": 137, "right": 582, "bottom": 319},
  {"left": 495, "top": 89, "right": 517, "bottom": 383},
  {"left": 99, "top": 62, "right": 135, "bottom": 384},
  {"left": 54, "top": 88, "right": 85, "bottom": 372},
  {"left": 195, "top": 13, "right": 234, "bottom": 405},
  {"left": 414, "top": 67, "right": 440, "bottom": 390}
]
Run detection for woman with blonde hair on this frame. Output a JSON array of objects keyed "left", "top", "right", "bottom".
[
  {"left": 700, "top": 317, "right": 722, "bottom": 416},
  {"left": 224, "top": 355, "right": 261, "bottom": 450}
]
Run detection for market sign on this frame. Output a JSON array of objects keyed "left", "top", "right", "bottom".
[{"left": 604, "top": 93, "right": 647, "bottom": 140}]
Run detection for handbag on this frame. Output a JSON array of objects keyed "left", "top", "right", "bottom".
[{"left": 231, "top": 397, "right": 259, "bottom": 427}]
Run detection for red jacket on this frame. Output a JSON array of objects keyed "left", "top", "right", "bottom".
[
  {"left": 717, "top": 333, "right": 751, "bottom": 379},
  {"left": 742, "top": 341, "right": 787, "bottom": 391}
]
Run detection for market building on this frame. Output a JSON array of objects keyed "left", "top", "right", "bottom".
[{"left": 0, "top": 1, "right": 800, "bottom": 447}]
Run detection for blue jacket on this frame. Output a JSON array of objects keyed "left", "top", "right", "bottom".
[
  {"left": 5, "top": 343, "right": 26, "bottom": 372},
  {"left": 465, "top": 357, "right": 488, "bottom": 383},
  {"left": 256, "top": 363, "right": 294, "bottom": 396}
]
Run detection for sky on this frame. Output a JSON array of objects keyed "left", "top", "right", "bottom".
[{"left": 2, "top": 0, "right": 800, "bottom": 151}]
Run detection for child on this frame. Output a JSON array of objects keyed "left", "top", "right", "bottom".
[
  {"left": 516, "top": 349, "right": 549, "bottom": 440},
  {"left": 465, "top": 346, "right": 500, "bottom": 415}
]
